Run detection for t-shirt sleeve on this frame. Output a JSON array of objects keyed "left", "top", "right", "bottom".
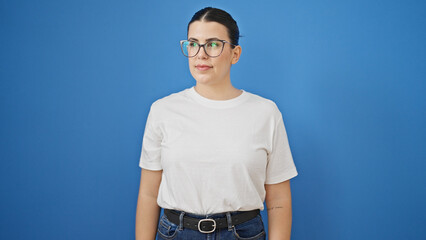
[
  {"left": 139, "top": 103, "right": 163, "bottom": 170},
  {"left": 265, "top": 113, "right": 298, "bottom": 184}
]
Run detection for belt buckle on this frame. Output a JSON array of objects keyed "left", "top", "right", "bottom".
[{"left": 198, "top": 218, "right": 216, "bottom": 233}]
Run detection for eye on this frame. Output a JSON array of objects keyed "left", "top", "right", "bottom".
[
  {"left": 188, "top": 41, "right": 199, "bottom": 47},
  {"left": 207, "top": 41, "right": 220, "bottom": 48}
]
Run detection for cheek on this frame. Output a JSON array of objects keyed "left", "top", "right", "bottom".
[
  {"left": 214, "top": 55, "right": 232, "bottom": 69},
  {"left": 188, "top": 59, "right": 195, "bottom": 70},
  {"left": 219, "top": 51, "right": 233, "bottom": 64}
]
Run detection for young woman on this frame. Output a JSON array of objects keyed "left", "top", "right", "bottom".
[{"left": 135, "top": 7, "right": 298, "bottom": 240}]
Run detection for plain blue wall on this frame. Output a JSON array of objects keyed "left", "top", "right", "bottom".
[{"left": 1, "top": 0, "right": 425, "bottom": 239}]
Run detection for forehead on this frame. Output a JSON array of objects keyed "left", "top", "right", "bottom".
[{"left": 187, "top": 21, "right": 229, "bottom": 41}]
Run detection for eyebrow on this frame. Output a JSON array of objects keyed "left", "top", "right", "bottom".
[{"left": 188, "top": 37, "right": 222, "bottom": 42}]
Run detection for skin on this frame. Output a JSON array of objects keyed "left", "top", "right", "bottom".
[
  {"left": 135, "top": 20, "right": 294, "bottom": 240},
  {"left": 135, "top": 169, "right": 162, "bottom": 240},
  {"left": 265, "top": 180, "right": 293, "bottom": 240}
]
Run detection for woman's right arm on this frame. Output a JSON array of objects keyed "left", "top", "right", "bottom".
[{"left": 135, "top": 168, "right": 163, "bottom": 240}]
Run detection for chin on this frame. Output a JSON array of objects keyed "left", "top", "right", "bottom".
[
  {"left": 192, "top": 74, "right": 214, "bottom": 84},
  {"left": 194, "top": 78, "right": 212, "bottom": 85}
]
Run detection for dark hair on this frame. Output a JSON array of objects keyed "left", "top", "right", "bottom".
[{"left": 187, "top": 7, "right": 240, "bottom": 47}]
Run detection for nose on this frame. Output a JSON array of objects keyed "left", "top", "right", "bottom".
[{"left": 197, "top": 45, "right": 209, "bottom": 59}]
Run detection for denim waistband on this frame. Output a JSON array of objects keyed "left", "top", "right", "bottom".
[{"left": 166, "top": 209, "right": 260, "bottom": 219}]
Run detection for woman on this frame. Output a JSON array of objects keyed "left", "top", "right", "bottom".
[{"left": 135, "top": 7, "right": 298, "bottom": 240}]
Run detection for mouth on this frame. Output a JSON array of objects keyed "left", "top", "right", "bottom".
[{"left": 195, "top": 64, "right": 212, "bottom": 71}]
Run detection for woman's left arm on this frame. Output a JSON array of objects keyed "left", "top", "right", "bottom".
[{"left": 265, "top": 180, "right": 293, "bottom": 240}]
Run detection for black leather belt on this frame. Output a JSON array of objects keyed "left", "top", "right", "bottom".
[{"left": 164, "top": 209, "right": 260, "bottom": 234}]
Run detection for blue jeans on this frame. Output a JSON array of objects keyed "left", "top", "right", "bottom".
[{"left": 157, "top": 209, "right": 266, "bottom": 240}]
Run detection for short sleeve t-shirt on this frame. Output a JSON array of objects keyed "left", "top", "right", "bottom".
[{"left": 139, "top": 86, "right": 298, "bottom": 214}]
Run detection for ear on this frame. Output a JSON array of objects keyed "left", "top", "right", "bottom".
[{"left": 231, "top": 45, "right": 242, "bottom": 65}]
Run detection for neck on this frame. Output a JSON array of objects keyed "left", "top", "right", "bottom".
[{"left": 194, "top": 81, "right": 242, "bottom": 100}]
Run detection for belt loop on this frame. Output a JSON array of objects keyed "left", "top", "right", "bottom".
[
  {"left": 178, "top": 211, "right": 185, "bottom": 230},
  {"left": 226, "top": 212, "right": 233, "bottom": 231}
]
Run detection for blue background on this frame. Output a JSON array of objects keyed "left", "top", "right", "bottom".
[{"left": 1, "top": 0, "right": 425, "bottom": 239}]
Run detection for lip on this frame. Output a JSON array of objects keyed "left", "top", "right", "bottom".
[{"left": 195, "top": 64, "right": 212, "bottom": 71}]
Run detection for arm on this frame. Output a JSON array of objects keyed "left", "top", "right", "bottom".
[
  {"left": 265, "top": 180, "right": 293, "bottom": 240},
  {"left": 135, "top": 168, "right": 163, "bottom": 240}
]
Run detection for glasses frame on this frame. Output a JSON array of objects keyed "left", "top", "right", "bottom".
[{"left": 180, "top": 39, "right": 237, "bottom": 58}]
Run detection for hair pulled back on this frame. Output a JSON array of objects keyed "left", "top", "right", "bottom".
[{"left": 187, "top": 7, "right": 240, "bottom": 47}]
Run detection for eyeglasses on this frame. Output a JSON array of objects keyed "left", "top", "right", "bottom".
[{"left": 180, "top": 39, "right": 236, "bottom": 58}]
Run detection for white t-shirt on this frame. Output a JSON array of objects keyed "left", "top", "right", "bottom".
[{"left": 139, "top": 86, "right": 298, "bottom": 214}]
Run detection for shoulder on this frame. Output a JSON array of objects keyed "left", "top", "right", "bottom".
[
  {"left": 150, "top": 88, "right": 190, "bottom": 110},
  {"left": 244, "top": 91, "right": 282, "bottom": 119}
]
